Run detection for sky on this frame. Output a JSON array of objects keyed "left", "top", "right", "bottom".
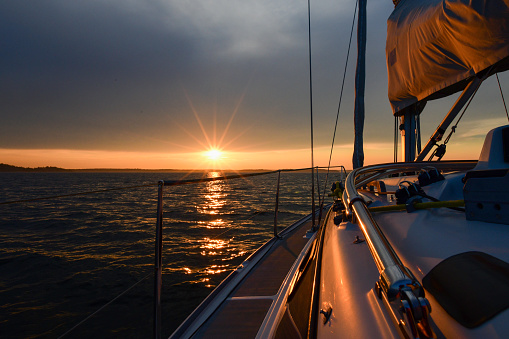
[{"left": 1, "top": 0, "right": 508, "bottom": 170}]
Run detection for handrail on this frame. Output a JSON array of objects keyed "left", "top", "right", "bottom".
[
  {"left": 344, "top": 160, "right": 476, "bottom": 338},
  {"left": 344, "top": 161, "right": 475, "bottom": 289}
]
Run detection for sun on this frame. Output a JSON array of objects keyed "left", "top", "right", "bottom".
[{"left": 204, "top": 149, "right": 223, "bottom": 161}]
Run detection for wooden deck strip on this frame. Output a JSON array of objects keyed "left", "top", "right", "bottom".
[
  {"left": 191, "top": 218, "right": 315, "bottom": 337},
  {"left": 193, "top": 298, "right": 273, "bottom": 338},
  {"left": 232, "top": 219, "right": 313, "bottom": 297}
]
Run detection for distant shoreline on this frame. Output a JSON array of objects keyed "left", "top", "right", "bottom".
[
  {"left": 0, "top": 163, "right": 268, "bottom": 173},
  {"left": 0, "top": 163, "right": 341, "bottom": 173}
]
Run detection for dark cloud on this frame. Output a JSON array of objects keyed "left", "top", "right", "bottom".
[
  {"left": 1, "top": 1, "right": 201, "bottom": 149},
  {"left": 0, "top": 0, "right": 411, "bottom": 157}
]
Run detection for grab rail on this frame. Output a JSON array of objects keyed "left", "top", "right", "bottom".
[
  {"left": 345, "top": 160, "right": 476, "bottom": 286},
  {"left": 344, "top": 160, "right": 476, "bottom": 338}
]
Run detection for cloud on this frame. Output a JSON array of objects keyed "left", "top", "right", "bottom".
[
  {"left": 458, "top": 117, "right": 509, "bottom": 138},
  {"left": 5, "top": 0, "right": 505, "bottom": 170}
]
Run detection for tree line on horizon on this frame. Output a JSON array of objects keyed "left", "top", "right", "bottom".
[{"left": 0, "top": 163, "right": 68, "bottom": 172}]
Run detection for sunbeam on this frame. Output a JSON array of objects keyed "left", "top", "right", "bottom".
[{"left": 178, "top": 86, "right": 253, "bottom": 170}]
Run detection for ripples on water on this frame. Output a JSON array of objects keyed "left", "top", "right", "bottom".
[{"left": 0, "top": 171, "right": 336, "bottom": 338}]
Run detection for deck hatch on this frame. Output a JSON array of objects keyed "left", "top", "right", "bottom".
[{"left": 422, "top": 251, "right": 509, "bottom": 328}]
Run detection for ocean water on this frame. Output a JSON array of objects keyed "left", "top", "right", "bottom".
[{"left": 0, "top": 171, "right": 335, "bottom": 338}]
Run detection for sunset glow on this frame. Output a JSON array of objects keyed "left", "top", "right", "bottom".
[
  {"left": 0, "top": 140, "right": 487, "bottom": 171},
  {"left": 2, "top": 2, "right": 508, "bottom": 173}
]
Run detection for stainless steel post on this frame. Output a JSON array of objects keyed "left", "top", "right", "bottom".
[
  {"left": 273, "top": 170, "right": 281, "bottom": 237},
  {"left": 154, "top": 181, "right": 164, "bottom": 339},
  {"left": 316, "top": 168, "right": 323, "bottom": 226}
]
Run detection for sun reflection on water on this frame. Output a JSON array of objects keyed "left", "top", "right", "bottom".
[
  {"left": 199, "top": 237, "right": 230, "bottom": 256},
  {"left": 196, "top": 171, "right": 228, "bottom": 227},
  {"left": 204, "top": 264, "right": 229, "bottom": 275}
]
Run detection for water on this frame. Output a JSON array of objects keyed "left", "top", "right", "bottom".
[{"left": 0, "top": 171, "right": 334, "bottom": 338}]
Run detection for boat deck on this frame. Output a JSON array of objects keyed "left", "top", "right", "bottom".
[
  {"left": 171, "top": 213, "right": 321, "bottom": 338},
  {"left": 193, "top": 218, "right": 314, "bottom": 337}
]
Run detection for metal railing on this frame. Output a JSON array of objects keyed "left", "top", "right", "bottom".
[
  {"left": 153, "top": 166, "right": 344, "bottom": 338},
  {"left": 344, "top": 160, "right": 476, "bottom": 338}
]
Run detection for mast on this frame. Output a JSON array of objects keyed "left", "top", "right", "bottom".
[
  {"left": 401, "top": 108, "right": 418, "bottom": 161},
  {"left": 353, "top": 0, "right": 367, "bottom": 169}
]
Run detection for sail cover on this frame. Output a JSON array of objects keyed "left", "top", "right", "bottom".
[{"left": 387, "top": 0, "right": 509, "bottom": 115}]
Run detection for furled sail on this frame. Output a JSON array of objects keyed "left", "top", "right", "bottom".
[{"left": 386, "top": 0, "right": 509, "bottom": 115}]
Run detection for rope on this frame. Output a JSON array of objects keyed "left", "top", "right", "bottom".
[
  {"left": 496, "top": 74, "right": 509, "bottom": 122},
  {"left": 417, "top": 192, "right": 465, "bottom": 212},
  {"left": 320, "top": 0, "right": 358, "bottom": 210},
  {"left": 369, "top": 199, "right": 465, "bottom": 213}
]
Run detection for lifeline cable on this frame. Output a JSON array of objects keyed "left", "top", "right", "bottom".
[
  {"left": 307, "top": 0, "right": 316, "bottom": 228},
  {"left": 1, "top": 167, "right": 344, "bottom": 206},
  {"left": 58, "top": 271, "right": 152, "bottom": 338}
]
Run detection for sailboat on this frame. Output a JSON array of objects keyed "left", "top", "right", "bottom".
[{"left": 167, "top": 0, "right": 509, "bottom": 337}]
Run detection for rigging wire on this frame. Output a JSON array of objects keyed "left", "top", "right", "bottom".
[
  {"left": 307, "top": 0, "right": 316, "bottom": 228},
  {"left": 428, "top": 76, "right": 483, "bottom": 161},
  {"left": 394, "top": 116, "right": 399, "bottom": 162},
  {"left": 319, "top": 0, "right": 358, "bottom": 209},
  {"left": 496, "top": 73, "right": 509, "bottom": 122}
]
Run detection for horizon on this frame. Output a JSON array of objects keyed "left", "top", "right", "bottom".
[{"left": 0, "top": 162, "right": 347, "bottom": 173}]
